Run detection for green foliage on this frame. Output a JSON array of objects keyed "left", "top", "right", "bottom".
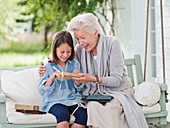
[
  {"left": 0, "top": 0, "right": 33, "bottom": 42},
  {"left": 21, "top": 0, "right": 104, "bottom": 57},
  {"left": 19, "top": 0, "right": 117, "bottom": 58},
  {"left": 42, "top": 40, "right": 52, "bottom": 59},
  {"left": 0, "top": 0, "right": 117, "bottom": 68},
  {"left": 24, "top": 0, "right": 104, "bottom": 32}
]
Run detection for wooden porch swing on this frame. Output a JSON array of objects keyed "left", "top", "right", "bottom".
[
  {"left": 127, "top": 0, "right": 168, "bottom": 125},
  {"left": 83, "top": 0, "right": 168, "bottom": 126},
  {"left": 143, "top": 0, "right": 168, "bottom": 125},
  {"left": 0, "top": 0, "right": 168, "bottom": 128}
]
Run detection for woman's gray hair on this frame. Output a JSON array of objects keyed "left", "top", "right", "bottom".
[{"left": 67, "top": 13, "right": 100, "bottom": 34}]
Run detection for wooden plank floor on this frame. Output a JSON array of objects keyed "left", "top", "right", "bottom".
[{"left": 149, "top": 122, "right": 170, "bottom": 128}]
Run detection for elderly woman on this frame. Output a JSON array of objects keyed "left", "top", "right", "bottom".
[{"left": 39, "top": 13, "right": 148, "bottom": 128}]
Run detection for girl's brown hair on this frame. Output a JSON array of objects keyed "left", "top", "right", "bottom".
[{"left": 51, "top": 31, "right": 75, "bottom": 64}]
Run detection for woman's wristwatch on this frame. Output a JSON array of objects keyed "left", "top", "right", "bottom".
[{"left": 94, "top": 77, "right": 99, "bottom": 84}]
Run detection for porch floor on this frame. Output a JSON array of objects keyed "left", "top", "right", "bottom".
[{"left": 149, "top": 122, "right": 170, "bottom": 128}]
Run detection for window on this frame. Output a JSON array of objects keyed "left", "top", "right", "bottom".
[{"left": 150, "top": 0, "right": 157, "bottom": 77}]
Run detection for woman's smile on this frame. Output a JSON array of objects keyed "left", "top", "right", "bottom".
[
  {"left": 74, "top": 29, "right": 98, "bottom": 52},
  {"left": 84, "top": 44, "right": 89, "bottom": 49}
]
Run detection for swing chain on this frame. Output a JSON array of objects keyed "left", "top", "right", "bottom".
[{"left": 160, "top": 0, "right": 168, "bottom": 103}]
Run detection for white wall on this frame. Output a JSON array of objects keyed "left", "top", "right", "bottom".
[
  {"left": 114, "top": 0, "right": 146, "bottom": 61},
  {"left": 95, "top": 0, "right": 132, "bottom": 58},
  {"left": 114, "top": 0, "right": 132, "bottom": 58},
  {"left": 131, "top": 0, "right": 146, "bottom": 65}
]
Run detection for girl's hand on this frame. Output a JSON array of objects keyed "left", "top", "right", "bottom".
[
  {"left": 74, "top": 80, "right": 82, "bottom": 87},
  {"left": 50, "top": 73, "right": 57, "bottom": 80},
  {"left": 72, "top": 69, "right": 80, "bottom": 74},
  {"left": 44, "top": 73, "right": 57, "bottom": 86},
  {"left": 38, "top": 62, "right": 46, "bottom": 76}
]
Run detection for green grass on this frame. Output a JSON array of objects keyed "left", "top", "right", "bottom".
[
  {"left": 0, "top": 41, "right": 44, "bottom": 53},
  {"left": 0, "top": 52, "right": 48, "bottom": 68},
  {"left": 0, "top": 41, "right": 49, "bottom": 68}
]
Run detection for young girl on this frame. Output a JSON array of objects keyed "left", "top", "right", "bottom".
[{"left": 38, "top": 31, "right": 87, "bottom": 128}]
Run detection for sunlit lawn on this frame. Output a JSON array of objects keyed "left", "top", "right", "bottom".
[
  {"left": 0, "top": 52, "right": 48, "bottom": 68},
  {"left": 0, "top": 41, "right": 49, "bottom": 68}
]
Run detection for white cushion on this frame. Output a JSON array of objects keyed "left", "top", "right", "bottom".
[
  {"left": 0, "top": 68, "right": 76, "bottom": 124},
  {"left": 135, "top": 81, "right": 160, "bottom": 106},
  {"left": 1, "top": 68, "right": 42, "bottom": 108},
  {"left": 0, "top": 68, "right": 58, "bottom": 124},
  {"left": 7, "top": 112, "right": 56, "bottom": 124},
  {"left": 7, "top": 112, "right": 75, "bottom": 124},
  {"left": 142, "top": 103, "right": 161, "bottom": 114}
]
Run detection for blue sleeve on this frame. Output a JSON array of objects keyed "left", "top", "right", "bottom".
[
  {"left": 73, "top": 59, "right": 85, "bottom": 92},
  {"left": 74, "top": 83, "right": 85, "bottom": 92},
  {"left": 38, "top": 63, "right": 55, "bottom": 96}
]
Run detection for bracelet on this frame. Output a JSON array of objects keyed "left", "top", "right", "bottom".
[{"left": 94, "top": 77, "right": 99, "bottom": 84}]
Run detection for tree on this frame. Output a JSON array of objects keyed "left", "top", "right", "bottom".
[
  {"left": 22, "top": 0, "right": 103, "bottom": 49},
  {"left": 94, "top": 0, "right": 116, "bottom": 35},
  {"left": 68, "top": 0, "right": 116, "bottom": 35},
  {"left": 22, "top": 0, "right": 116, "bottom": 51},
  {"left": 0, "top": 0, "right": 23, "bottom": 42}
]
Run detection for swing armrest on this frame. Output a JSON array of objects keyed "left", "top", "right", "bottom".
[
  {"left": 0, "top": 93, "right": 6, "bottom": 102},
  {"left": 156, "top": 83, "right": 168, "bottom": 111},
  {"left": 0, "top": 92, "right": 6, "bottom": 124},
  {"left": 157, "top": 83, "right": 168, "bottom": 91}
]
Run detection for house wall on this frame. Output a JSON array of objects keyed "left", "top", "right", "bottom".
[
  {"left": 130, "top": 0, "right": 146, "bottom": 63},
  {"left": 114, "top": 0, "right": 132, "bottom": 59}
]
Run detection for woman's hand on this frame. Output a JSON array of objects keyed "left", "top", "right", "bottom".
[
  {"left": 72, "top": 73, "right": 97, "bottom": 83},
  {"left": 72, "top": 69, "right": 81, "bottom": 86},
  {"left": 39, "top": 62, "right": 46, "bottom": 76}
]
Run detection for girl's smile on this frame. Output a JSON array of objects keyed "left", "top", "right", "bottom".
[{"left": 56, "top": 43, "right": 72, "bottom": 63}]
